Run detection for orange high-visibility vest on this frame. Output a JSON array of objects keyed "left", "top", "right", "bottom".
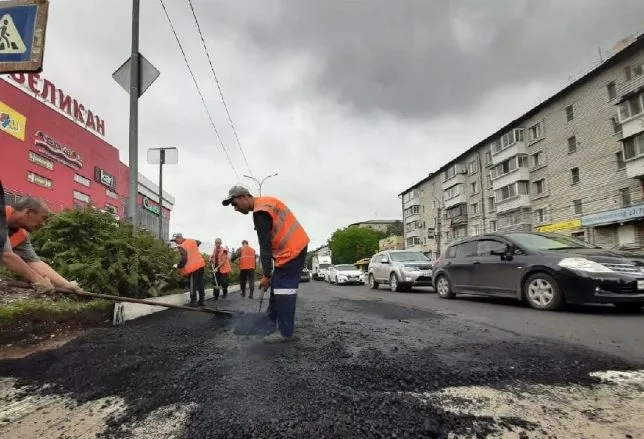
[
  {"left": 177, "top": 238, "right": 205, "bottom": 277},
  {"left": 239, "top": 245, "right": 256, "bottom": 270},
  {"left": 215, "top": 246, "right": 232, "bottom": 273},
  {"left": 5, "top": 206, "right": 28, "bottom": 248},
  {"left": 253, "top": 196, "right": 310, "bottom": 267}
]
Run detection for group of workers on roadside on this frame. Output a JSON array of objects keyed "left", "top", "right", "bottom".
[{"left": 1, "top": 180, "right": 309, "bottom": 344}]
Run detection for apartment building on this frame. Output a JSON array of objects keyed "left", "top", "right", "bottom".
[
  {"left": 400, "top": 33, "right": 644, "bottom": 254},
  {"left": 399, "top": 173, "right": 443, "bottom": 257},
  {"left": 347, "top": 219, "right": 401, "bottom": 234}
]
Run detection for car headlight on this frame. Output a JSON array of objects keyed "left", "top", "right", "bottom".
[{"left": 557, "top": 258, "right": 614, "bottom": 273}]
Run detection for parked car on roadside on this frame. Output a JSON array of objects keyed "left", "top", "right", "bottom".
[
  {"left": 432, "top": 231, "right": 644, "bottom": 312},
  {"left": 300, "top": 267, "right": 311, "bottom": 282},
  {"left": 367, "top": 250, "right": 433, "bottom": 292},
  {"left": 328, "top": 264, "right": 365, "bottom": 285}
]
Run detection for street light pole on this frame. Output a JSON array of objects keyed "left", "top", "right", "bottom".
[
  {"left": 147, "top": 147, "right": 178, "bottom": 242},
  {"left": 127, "top": 0, "right": 140, "bottom": 227},
  {"left": 243, "top": 172, "right": 278, "bottom": 196}
]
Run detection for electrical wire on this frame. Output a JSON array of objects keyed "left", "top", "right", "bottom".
[
  {"left": 158, "top": 0, "right": 240, "bottom": 180},
  {"left": 186, "top": 0, "right": 254, "bottom": 178}
]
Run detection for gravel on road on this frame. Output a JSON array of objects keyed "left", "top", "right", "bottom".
[{"left": 0, "top": 283, "right": 642, "bottom": 439}]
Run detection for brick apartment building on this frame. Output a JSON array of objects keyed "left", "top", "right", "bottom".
[{"left": 400, "top": 33, "right": 644, "bottom": 255}]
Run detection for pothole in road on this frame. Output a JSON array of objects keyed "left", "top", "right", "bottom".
[{"left": 334, "top": 298, "right": 443, "bottom": 320}]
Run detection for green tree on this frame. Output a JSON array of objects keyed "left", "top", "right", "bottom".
[
  {"left": 385, "top": 221, "right": 404, "bottom": 237},
  {"left": 305, "top": 251, "right": 316, "bottom": 269},
  {"left": 328, "top": 227, "right": 385, "bottom": 264}
]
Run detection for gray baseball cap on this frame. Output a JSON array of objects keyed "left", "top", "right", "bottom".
[
  {"left": 170, "top": 233, "right": 183, "bottom": 242},
  {"left": 222, "top": 185, "right": 252, "bottom": 206}
]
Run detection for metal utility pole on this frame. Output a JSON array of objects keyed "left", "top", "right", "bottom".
[
  {"left": 127, "top": 0, "right": 140, "bottom": 226},
  {"left": 436, "top": 206, "right": 442, "bottom": 257},
  {"left": 243, "top": 172, "right": 278, "bottom": 195},
  {"left": 147, "top": 147, "right": 178, "bottom": 242}
]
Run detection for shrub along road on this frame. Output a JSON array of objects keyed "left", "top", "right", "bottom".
[{"left": 0, "top": 281, "right": 642, "bottom": 438}]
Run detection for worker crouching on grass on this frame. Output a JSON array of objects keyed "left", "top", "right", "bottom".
[
  {"left": 171, "top": 233, "right": 206, "bottom": 307},
  {"left": 223, "top": 185, "right": 309, "bottom": 344},
  {"left": 2, "top": 197, "right": 81, "bottom": 295}
]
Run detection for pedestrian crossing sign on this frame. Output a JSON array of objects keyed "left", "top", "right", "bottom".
[{"left": 0, "top": 0, "right": 49, "bottom": 74}]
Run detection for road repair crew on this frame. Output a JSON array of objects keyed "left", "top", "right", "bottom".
[
  {"left": 222, "top": 185, "right": 309, "bottom": 343},
  {"left": 233, "top": 239, "right": 256, "bottom": 299},
  {"left": 3, "top": 197, "right": 82, "bottom": 294},
  {"left": 210, "top": 238, "right": 231, "bottom": 300},
  {"left": 171, "top": 233, "right": 206, "bottom": 307}
]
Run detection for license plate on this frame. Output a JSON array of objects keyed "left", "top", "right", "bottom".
[{"left": 637, "top": 280, "right": 644, "bottom": 290}]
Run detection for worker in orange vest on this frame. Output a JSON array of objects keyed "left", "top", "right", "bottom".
[
  {"left": 233, "top": 239, "right": 256, "bottom": 299},
  {"left": 171, "top": 233, "right": 206, "bottom": 307},
  {"left": 2, "top": 196, "right": 80, "bottom": 295},
  {"left": 223, "top": 185, "right": 309, "bottom": 343},
  {"left": 209, "top": 238, "right": 231, "bottom": 300}
]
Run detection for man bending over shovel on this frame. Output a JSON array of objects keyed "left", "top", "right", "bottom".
[{"left": 223, "top": 185, "right": 309, "bottom": 344}]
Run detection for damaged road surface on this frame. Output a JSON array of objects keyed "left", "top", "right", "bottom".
[{"left": 0, "top": 283, "right": 643, "bottom": 439}]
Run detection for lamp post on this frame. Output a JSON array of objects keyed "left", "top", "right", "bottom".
[
  {"left": 243, "top": 172, "right": 278, "bottom": 195},
  {"left": 147, "top": 147, "right": 178, "bottom": 241}
]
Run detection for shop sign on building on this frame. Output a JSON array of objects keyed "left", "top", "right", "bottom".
[
  {"left": 582, "top": 204, "right": 644, "bottom": 227},
  {"left": 34, "top": 130, "right": 83, "bottom": 169},
  {"left": 27, "top": 170, "right": 51, "bottom": 188},
  {"left": 0, "top": 100, "right": 26, "bottom": 140},
  {"left": 28, "top": 150, "right": 53, "bottom": 170},
  {"left": 535, "top": 219, "right": 582, "bottom": 233},
  {"left": 94, "top": 167, "right": 116, "bottom": 190},
  {"left": 142, "top": 196, "right": 160, "bottom": 215}
]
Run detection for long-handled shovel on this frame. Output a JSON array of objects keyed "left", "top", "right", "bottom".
[{"left": 2, "top": 280, "right": 236, "bottom": 317}]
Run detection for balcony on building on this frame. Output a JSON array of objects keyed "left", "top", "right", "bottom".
[
  {"left": 402, "top": 188, "right": 420, "bottom": 209},
  {"left": 491, "top": 128, "right": 527, "bottom": 165},
  {"left": 405, "top": 226, "right": 421, "bottom": 238},
  {"left": 617, "top": 69, "right": 644, "bottom": 102},
  {"left": 490, "top": 154, "right": 530, "bottom": 191},
  {"left": 618, "top": 91, "right": 644, "bottom": 143},
  {"left": 495, "top": 181, "right": 531, "bottom": 214},
  {"left": 403, "top": 204, "right": 421, "bottom": 223},
  {"left": 621, "top": 131, "right": 644, "bottom": 178},
  {"left": 497, "top": 208, "right": 532, "bottom": 232},
  {"left": 441, "top": 163, "right": 467, "bottom": 191},
  {"left": 444, "top": 204, "right": 468, "bottom": 227},
  {"left": 443, "top": 184, "right": 467, "bottom": 209}
]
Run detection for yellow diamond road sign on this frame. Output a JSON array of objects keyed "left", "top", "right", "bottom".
[{"left": 0, "top": 14, "right": 27, "bottom": 54}]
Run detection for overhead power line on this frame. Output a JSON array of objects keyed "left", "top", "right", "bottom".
[
  {"left": 158, "top": 0, "right": 240, "bottom": 180},
  {"left": 186, "top": 0, "right": 254, "bottom": 178}
]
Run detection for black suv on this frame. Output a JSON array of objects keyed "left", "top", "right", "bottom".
[{"left": 431, "top": 231, "right": 644, "bottom": 312}]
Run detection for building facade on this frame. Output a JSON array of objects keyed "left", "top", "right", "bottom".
[
  {"left": 399, "top": 173, "right": 443, "bottom": 257},
  {"left": 0, "top": 71, "right": 175, "bottom": 241},
  {"left": 379, "top": 235, "right": 404, "bottom": 251},
  {"left": 347, "top": 219, "right": 401, "bottom": 234},
  {"left": 399, "top": 33, "right": 644, "bottom": 254}
]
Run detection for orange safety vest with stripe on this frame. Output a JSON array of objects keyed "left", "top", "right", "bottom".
[
  {"left": 239, "top": 245, "right": 256, "bottom": 270},
  {"left": 177, "top": 238, "right": 205, "bottom": 277},
  {"left": 253, "top": 196, "right": 310, "bottom": 267},
  {"left": 215, "top": 246, "right": 232, "bottom": 273},
  {"left": 5, "top": 206, "right": 28, "bottom": 248}
]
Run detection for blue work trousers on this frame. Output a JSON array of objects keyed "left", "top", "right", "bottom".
[{"left": 266, "top": 247, "right": 307, "bottom": 337}]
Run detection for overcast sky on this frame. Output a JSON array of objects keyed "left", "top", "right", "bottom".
[{"left": 25, "top": 0, "right": 644, "bottom": 253}]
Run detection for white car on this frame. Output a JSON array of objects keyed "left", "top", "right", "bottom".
[{"left": 329, "top": 264, "right": 365, "bottom": 285}]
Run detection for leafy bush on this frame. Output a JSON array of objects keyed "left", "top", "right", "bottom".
[{"left": 29, "top": 208, "right": 184, "bottom": 298}]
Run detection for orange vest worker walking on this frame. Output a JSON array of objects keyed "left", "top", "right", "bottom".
[
  {"left": 235, "top": 240, "right": 256, "bottom": 298},
  {"left": 223, "top": 185, "right": 309, "bottom": 344},
  {"left": 171, "top": 233, "right": 206, "bottom": 307},
  {"left": 210, "top": 238, "right": 231, "bottom": 300}
]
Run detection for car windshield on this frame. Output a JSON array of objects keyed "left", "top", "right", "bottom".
[
  {"left": 505, "top": 232, "right": 598, "bottom": 251},
  {"left": 335, "top": 264, "right": 356, "bottom": 271},
  {"left": 389, "top": 252, "right": 430, "bottom": 262}
]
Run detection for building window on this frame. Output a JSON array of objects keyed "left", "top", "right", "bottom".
[
  {"left": 27, "top": 172, "right": 52, "bottom": 189},
  {"left": 573, "top": 199, "right": 582, "bottom": 215},
  {"left": 444, "top": 184, "right": 463, "bottom": 200},
  {"left": 616, "top": 151, "right": 626, "bottom": 170},
  {"left": 443, "top": 165, "right": 465, "bottom": 182},
  {"left": 28, "top": 151, "right": 54, "bottom": 170},
  {"left": 567, "top": 136, "right": 577, "bottom": 154},
  {"left": 486, "top": 173, "right": 492, "bottom": 188},
  {"left": 571, "top": 167, "right": 580, "bottom": 185},
  {"left": 528, "top": 121, "right": 544, "bottom": 143},
  {"left": 488, "top": 196, "right": 495, "bottom": 212},
  {"left": 618, "top": 93, "right": 644, "bottom": 122},
  {"left": 496, "top": 181, "right": 529, "bottom": 202},
  {"left": 73, "top": 190, "right": 90, "bottom": 203},
  {"left": 533, "top": 178, "right": 546, "bottom": 195},
  {"left": 530, "top": 151, "right": 545, "bottom": 169},
  {"left": 565, "top": 104, "right": 574, "bottom": 122},
  {"left": 606, "top": 81, "right": 617, "bottom": 101},
  {"left": 623, "top": 133, "right": 644, "bottom": 160},
  {"left": 492, "top": 128, "right": 525, "bottom": 155},
  {"left": 610, "top": 116, "right": 622, "bottom": 135},
  {"left": 490, "top": 154, "right": 529, "bottom": 179},
  {"left": 625, "top": 64, "right": 644, "bottom": 81},
  {"left": 471, "top": 224, "right": 481, "bottom": 236},
  {"left": 489, "top": 220, "right": 497, "bottom": 232},
  {"left": 468, "top": 159, "right": 479, "bottom": 175},
  {"left": 427, "top": 228, "right": 435, "bottom": 239},
  {"left": 74, "top": 174, "right": 91, "bottom": 187},
  {"left": 470, "top": 181, "right": 478, "bottom": 194},
  {"left": 484, "top": 150, "right": 492, "bottom": 166},
  {"left": 470, "top": 203, "right": 478, "bottom": 215},
  {"left": 534, "top": 208, "right": 547, "bottom": 224},
  {"left": 620, "top": 187, "right": 631, "bottom": 207},
  {"left": 106, "top": 189, "right": 119, "bottom": 199}
]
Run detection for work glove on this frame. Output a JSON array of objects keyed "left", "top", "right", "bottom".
[
  {"left": 62, "top": 280, "right": 83, "bottom": 294},
  {"left": 259, "top": 275, "right": 271, "bottom": 291},
  {"left": 32, "top": 277, "right": 55, "bottom": 295},
  {"left": 172, "top": 264, "right": 178, "bottom": 269}
]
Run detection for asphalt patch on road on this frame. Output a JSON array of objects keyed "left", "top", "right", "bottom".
[
  {"left": 0, "top": 293, "right": 642, "bottom": 439},
  {"left": 334, "top": 297, "right": 443, "bottom": 320}
]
